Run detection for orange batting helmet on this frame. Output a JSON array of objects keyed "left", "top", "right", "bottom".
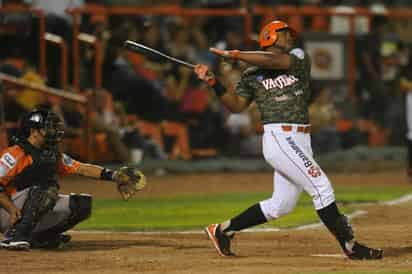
[{"left": 259, "top": 20, "right": 296, "bottom": 48}]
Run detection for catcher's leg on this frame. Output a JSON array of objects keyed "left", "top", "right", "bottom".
[
  {"left": 0, "top": 189, "right": 31, "bottom": 234},
  {"left": 1, "top": 186, "right": 58, "bottom": 250},
  {"left": 30, "top": 193, "right": 92, "bottom": 248}
]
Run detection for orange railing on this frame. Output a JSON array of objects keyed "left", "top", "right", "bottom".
[
  {"left": 0, "top": 72, "right": 93, "bottom": 160},
  {"left": 67, "top": 4, "right": 412, "bottom": 99}
]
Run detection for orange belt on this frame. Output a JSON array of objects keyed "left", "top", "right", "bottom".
[{"left": 281, "top": 125, "right": 311, "bottom": 134}]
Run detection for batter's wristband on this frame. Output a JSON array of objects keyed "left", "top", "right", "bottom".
[
  {"left": 100, "top": 168, "right": 115, "bottom": 181},
  {"left": 212, "top": 80, "right": 227, "bottom": 97}
]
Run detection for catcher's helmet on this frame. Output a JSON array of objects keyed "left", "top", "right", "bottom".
[
  {"left": 259, "top": 20, "right": 296, "bottom": 48},
  {"left": 20, "top": 109, "right": 64, "bottom": 144}
]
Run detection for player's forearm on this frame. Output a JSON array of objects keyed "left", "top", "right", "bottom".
[
  {"left": 235, "top": 51, "right": 291, "bottom": 70},
  {"left": 75, "top": 163, "right": 105, "bottom": 179},
  {"left": 210, "top": 80, "right": 249, "bottom": 113}
]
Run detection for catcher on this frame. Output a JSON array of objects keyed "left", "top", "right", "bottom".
[{"left": 0, "top": 109, "right": 146, "bottom": 250}]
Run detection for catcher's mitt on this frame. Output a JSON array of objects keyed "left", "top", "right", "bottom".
[{"left": 113, "top": 167, "right": 146, "bottom": 200}]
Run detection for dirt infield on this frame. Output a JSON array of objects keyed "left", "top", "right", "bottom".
[{"left": 2, "top": 171, "right": 412, "bottom": 274}]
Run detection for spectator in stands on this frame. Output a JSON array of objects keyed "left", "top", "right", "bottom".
[
  {"left": 0, "top": 63, "right": 26, "bottom": 127},
  {"left": 179, "top": 78, "right": 226, "bottom": 152},
  {"left": 0, "top": 61, "right": 49, "bottom": 121},
  {"left": 225, "top": 103, "right": 262, "bottom": 157},
  {"left": 309, "top": 86, "right": 341, "bottom": 154},
  {"left": 32, "top": 0, "right": 84, "bottom": 88},
  {"left": 214, "top": 28, "right": 244, "bottom": 53},
  {"left": 189, "top": 17, "right": 216, "bottom": 66},
  {"left": 103, "top": 25, "right": 169, "bottom": 123},
  {"left": 359, "top": 15, "right": 389, "bottom": 125}
]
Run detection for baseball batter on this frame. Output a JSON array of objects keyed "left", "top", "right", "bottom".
[
  {"left": 194, "top": 20, "right": 383, "bottom": 260},
  {"left": 0, "top": 109, "right": 146, "bottom": 250}
]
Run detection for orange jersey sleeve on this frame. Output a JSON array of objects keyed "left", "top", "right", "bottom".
[
  {"left": 0, "top": 145, "right": 32, "bottom": 196},
  {"left": 57, "top": 153, "right": 81, "bottom": 176}
]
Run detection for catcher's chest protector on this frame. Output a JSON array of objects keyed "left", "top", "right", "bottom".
[{"left": 11, "top": 139, "right": 59, "bottom": 191}]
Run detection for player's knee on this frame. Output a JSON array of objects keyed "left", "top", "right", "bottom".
[
  {"left": 260, "top": 198, "right": 295, "bottom": 220},
  {"left": 69, "top": 193, "right": 92, "bottom": 223}
]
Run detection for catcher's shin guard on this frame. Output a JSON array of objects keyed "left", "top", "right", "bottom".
[{"left": 31, "top": 194, "right": 92, "bottom": 242}]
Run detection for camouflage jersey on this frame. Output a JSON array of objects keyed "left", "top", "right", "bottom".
[{"left": 236, "top": 48, "right": 311, "bottom": 124}]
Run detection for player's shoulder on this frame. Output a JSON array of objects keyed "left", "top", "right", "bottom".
[
  {"left": 289, "top": 48, "right": 306, "bottom": 60},
  {"left": 0, "top": 145, "right": 24, "bottom": 170}
]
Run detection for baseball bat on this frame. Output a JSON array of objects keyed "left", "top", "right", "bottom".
[{"left": 124, "top": 40, "right": 196, "bottom": 69}]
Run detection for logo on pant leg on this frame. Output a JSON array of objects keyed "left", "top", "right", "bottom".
[
  {"left": 308, "top": 165, "right": 321, "bottom": 178},
  {"left": 285, "top": 136, "right": 322, "bottom": 177}
]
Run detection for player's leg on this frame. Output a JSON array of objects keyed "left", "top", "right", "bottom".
[
  {"left": 259, "top": 172, "right": 303, "bottom": 220},
  {"left": 30, "top": 193, "right": 92, "bottom": 248},
  {"left": 270, "top": 133, "right": 382, "bottom": 259},
  {"left": 205, "top": 170, "right": 302, "bottom": 256},
  {"left": 1, "top": 186, "right": 58, "bottom": 250}
]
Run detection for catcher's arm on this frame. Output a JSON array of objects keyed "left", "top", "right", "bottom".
[{"left": 75, "top": 163, "right": 146, "bottom": 201}]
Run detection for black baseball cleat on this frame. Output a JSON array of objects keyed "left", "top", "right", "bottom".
[
  {"left": 1, "top": 228, "right": 31, "bottom": 250},
  {"left": 0, "top": 237, "right": 31, "bottom": 250},
  {"left": 31, "top": 233, "right": 72, "bottom": 249},
  {"left": 205, "top": 224, "right": 235, "bottom": 257},
  {"left": 345, "top": 242, "right": 383, "bottom": 260}
]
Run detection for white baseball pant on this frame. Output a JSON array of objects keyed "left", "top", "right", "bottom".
[{"left": 259, "top": 123, "right": 336, "bottom": 220}]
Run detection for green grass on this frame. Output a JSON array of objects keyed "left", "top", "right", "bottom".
[{"left": 77, "top": 183, "right": 412, "bottom": 231}]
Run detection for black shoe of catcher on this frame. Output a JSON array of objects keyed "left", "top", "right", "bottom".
[
  {"left": 0, "top": 229, "right": 31, "bottom": 251},
  {"left": 31, "top": 234, "right": 72, "bottom": 249},
  {"left": 345, "top": 242, "right": 383, "bottom": 260},
  {"left": 205, "top": 224, "right": 235, "bottom": 257}
]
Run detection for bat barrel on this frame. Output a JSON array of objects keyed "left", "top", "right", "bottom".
[{"left": 123, "top": 40, "right": 195, "bottom": 69}]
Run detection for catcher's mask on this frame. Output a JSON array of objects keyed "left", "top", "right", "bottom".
[
  {"left": 258, "top": 20, "right": 297, "bottom": 49},
  {"left": 20, "top": 109, "right": 65, "bottom": 146}
]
